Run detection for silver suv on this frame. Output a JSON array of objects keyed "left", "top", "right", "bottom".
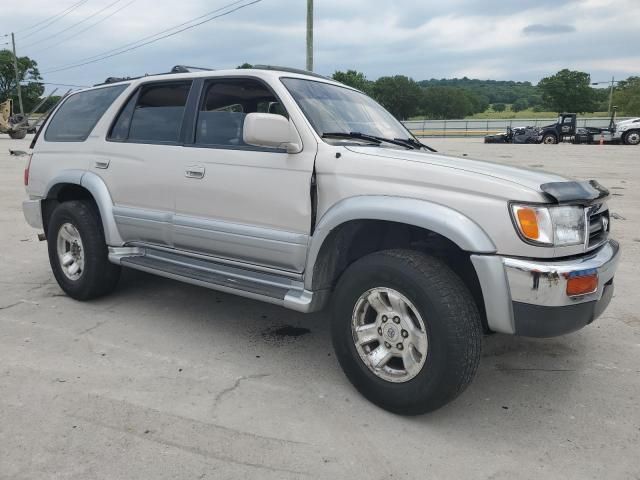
[{"left": 22, "top": 66, "right": 620, "bottom": 414}]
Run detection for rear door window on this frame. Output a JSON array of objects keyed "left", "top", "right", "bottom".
[
  {"left": 44, "top": 84, "right": 127, "bottom": 142},
  {"left": 110, "top": 81, "right": 192, "bottom": 144}
]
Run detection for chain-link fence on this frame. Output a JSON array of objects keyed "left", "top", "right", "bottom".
[{"left": 403, "top": 117, "right": 629, "bottom": 137}]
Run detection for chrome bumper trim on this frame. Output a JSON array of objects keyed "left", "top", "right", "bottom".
[{"left": 503, "top": 239, "right": 620, "bottom": 307}]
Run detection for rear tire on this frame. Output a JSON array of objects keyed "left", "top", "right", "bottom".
[
  {"left": 331, "top": 249, "right": 482, "bottom": 415},
  {"left": 623, "top": 130, "right": 640, "bottom": 146},
  {"left": 47, "top": 200, "right": 120, "bottom": 300},
  {"left": 8, "top": 129, "right": 27, "bottom": 139},
  {"left": 542, "top": 133, "right": 558, "bottom": 144}
]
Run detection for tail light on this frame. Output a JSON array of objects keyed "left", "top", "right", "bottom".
[{"left": 24, "top": 154, "right": 33, "bottom": 186}]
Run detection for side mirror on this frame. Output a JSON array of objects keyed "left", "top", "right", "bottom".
[{"left": 243, "top": 113, "right": 301, "bottom": 153}]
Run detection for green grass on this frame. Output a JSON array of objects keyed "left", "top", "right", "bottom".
[
  {"left": 466, "top": 108, "right": 610, "bottom": 119},
  {"left": 409, "top": 107, "right": 611, "bottom": 121}
]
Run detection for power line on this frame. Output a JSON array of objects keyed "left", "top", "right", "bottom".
[
  {"left": 43, "top": 0, "right": 262, "bottom": 75},
  {"left": 18, "top": 0, "right": 91, "bottom": 40},
  {"left": 47, "top": 0, "right": 248, "bottom": 68},
  {"left": 22, "top": 0, "right": 125, "bottom": 49},
  {"left": 30, "top": 0, "right": 138, "bottom": 55}
]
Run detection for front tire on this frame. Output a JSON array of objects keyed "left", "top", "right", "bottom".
[
  {"left": 331, "top": 250, "right": 482, "bottom": 415},
  {"left": 623, "top": 130, "right": 640, "bottom": 146},
  {"left": 542, "top": 133, "right": 558, "bottom": 144},
  {"left": 47, "top": 200, "right": 120, "bottom": 300}
]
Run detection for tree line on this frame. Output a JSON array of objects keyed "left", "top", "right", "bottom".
[{"left": 331, "top": 68, "right": 639, "bottom": 120}]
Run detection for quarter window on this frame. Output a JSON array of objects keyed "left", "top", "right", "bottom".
[
  {"left": 195, "top": 78, "right": 287, "bottom": 147},
  {"left": 44, "top": 84, "right": 127, "bottom": 142}
]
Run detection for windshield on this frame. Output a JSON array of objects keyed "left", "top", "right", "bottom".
[{"left": 281, "top": 77, "right": 410, "bottom": 141}]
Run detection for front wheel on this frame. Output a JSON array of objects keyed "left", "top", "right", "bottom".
[
  {"left": 623, "top": 130, "right": 640, "bottom": 146},
  {"left": 542, "top": 134, "right": 558, "bottom": 144},
  {"left": 47, "top": 200, "right": 121, "bottom": 300},
  {"left": 331, "top": 250, "right": 482, "bottom": 415}
]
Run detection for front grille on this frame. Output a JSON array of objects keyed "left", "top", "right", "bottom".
[{"left": 587, "top": 204, "right": 609, "bottom": 248}]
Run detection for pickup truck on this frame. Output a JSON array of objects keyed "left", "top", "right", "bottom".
[{"left": 21, "top": 65, "right": 620, "bottom": 414}]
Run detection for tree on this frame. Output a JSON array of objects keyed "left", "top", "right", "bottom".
[
  {"left": 237, "top": 62, "right": 253, "bottom": 69},
  {"left": 421, "top": 86, "right": 475, "bottom": 119},
  {"left": 0, "top": 49, "right": 44, "bottom": 113},
  {"left": 332, "top": 70, "right": 372, "bottom": 94},
  {"left": 512, "top": 98, "right": 528, "bottom": 112},
  {"left": 492, "top": 103, "right": 506, "bottom": 112},
  {"left": 370, "top": 75, "right": 422, "bottom": 119},
  {"left": 613, "top": 76, "right": 640, "bottom": 115},
  {"left": 537, "top": 69, "right": 597, "bottom": 113}
]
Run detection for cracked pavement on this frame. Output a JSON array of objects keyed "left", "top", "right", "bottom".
[{"left": 1, "top": 135, "right": 639, "bottom": 479}]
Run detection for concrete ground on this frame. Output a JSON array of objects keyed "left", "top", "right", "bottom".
[{"left": 1, "top": 134, "right": 638, "bottom": 479}]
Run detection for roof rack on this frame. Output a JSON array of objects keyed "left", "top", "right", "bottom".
[
  {"left": 95, "top": 65, "right": 213, "bottom": 86},
  {"left": 252, "top": 64, "right": 331, "bottom": 80},
  {"left": 94, "top": 64, "right": 327, "bottom": 87}
]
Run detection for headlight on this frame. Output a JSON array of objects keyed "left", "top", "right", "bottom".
[{"left": 511, "top": 204, "right": 585, "bottom": 246}]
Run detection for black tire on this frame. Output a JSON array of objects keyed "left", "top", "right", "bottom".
[
  {"left": 331, "top": 249, "right": 482, "bottom": 415},
  {"left": 623, "top": 130, "right": 640, "bottom": 146},
  {"left": 542, "top": 133, "right": 558, "bottom": 144},
  {"left": 8, "top": 129, "right": 27, "bottom": 139},
  {"left": 47, "top": 200, "right": 120, "bottom": 300}
]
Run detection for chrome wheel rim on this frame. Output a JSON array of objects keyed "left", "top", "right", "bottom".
[
  {"left": 56, "top": 223, "right": 84, "bottom": 280},
  {"left": 351, "top": 287, "right": 428, "bottom": 383},
  {"left": 543, "top": 136, "right": 555, "bottom": 144},
  {"left": 627, "top": 132, "right": 640, "bottom": 145}
]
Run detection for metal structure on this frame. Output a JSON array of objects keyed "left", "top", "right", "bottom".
[{"left": 404, "top": 116, "right": 635, "bottom": 138}]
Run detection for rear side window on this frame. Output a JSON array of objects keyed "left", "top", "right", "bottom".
[
  {"left": 110, "top": 81, "right": 192, "bottom": 144},
  {"left": 44, "top": 84, "right": 127, "bottom": 142}
]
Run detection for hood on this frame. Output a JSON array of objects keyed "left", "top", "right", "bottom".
[
  {"left": 616, "top": 118, "right": 640, "bottom": 128},
  {"left": 345, "top": 146, "right": 567, "bottom": 193}
]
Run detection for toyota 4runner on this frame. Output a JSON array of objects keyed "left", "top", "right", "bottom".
[{"left": 22, "top": 66, "right": 620, "bottom": 414}]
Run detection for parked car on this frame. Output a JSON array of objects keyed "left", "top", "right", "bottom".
[
  {"left": 21, "top": 65, "right": 620, "bottom": 414},
  {"left": 484, "top": 125, "right": 541, "bottom": 144}
]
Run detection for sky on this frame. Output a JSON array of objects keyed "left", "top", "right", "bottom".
[{"left": 2, "top": 0, "right": 640, "bottom": 91}]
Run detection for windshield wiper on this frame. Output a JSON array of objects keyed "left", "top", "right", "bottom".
[
  {"left": 393, "top": 137, "right": 438, "bottom": 152},
  {"left": 322, "top": 132, "right": 414, "bottom": 149}
]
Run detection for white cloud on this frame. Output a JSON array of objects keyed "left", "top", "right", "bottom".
[{"left": 2, "top": 0, "right": 638, "bottom": 88}]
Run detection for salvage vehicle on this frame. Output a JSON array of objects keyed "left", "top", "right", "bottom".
[
  {"left": 0, "top": 99, "right": 27, "bottom": 139},
  {"left": 21, "top": 66, "right": 620, "bottom": 414},
  {"left": 1, "top": 90, "right": 67, "bottom": 140},
  {"left": 538, "top": 111, "right": 640, "bottom": 145},
  {"left": 484, "top": 125, "right": 540, "bottom": 144}
]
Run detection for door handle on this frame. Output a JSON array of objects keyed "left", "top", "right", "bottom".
[
  {"left": 185, "top": 166, "right": 205, "bottom": 179},
  {"left": 95, "top": 159, "right": 110, "bottom": 169}
]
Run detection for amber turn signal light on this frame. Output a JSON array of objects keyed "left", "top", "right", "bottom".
[
  {"left": 516, "top": 207, "right": 539, "bottom": 240},
  {"left": 566, "top": 274, "right": 598, "bottom": 297}
]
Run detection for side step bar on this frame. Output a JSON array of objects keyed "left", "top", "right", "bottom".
[{"left": 109, "top": 247, "right": 323, "bottom": 313}]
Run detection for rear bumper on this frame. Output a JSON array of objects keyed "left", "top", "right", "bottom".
[
  {"left": 471, "top": 239, "right": 620, "bottom": 337},
  {"left": 22, "top": 199, "right": 43, "bottom": 229}
]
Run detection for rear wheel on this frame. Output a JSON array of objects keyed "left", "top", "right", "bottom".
[
  {"left": 623, "top": 130, "right": 640, "bottom": 146},
  {"left": 47, "top": 200, "right": 120, "bottom": 300},
  {"left": 542, "top": 133, "right": 558, "bottom": 144},
  {"left": 8, "top": 129, "right": 27, "bottom": 139},
  {"left": 331, "top": 249, "right": 482, "bottom": 415}
]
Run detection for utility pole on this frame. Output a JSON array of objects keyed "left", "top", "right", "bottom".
[
  {"left": 306, "top": 0, "right": 313, "bottom": 71},
  {"left": 11, "top": 33, "right": 24, "bottom": 115},
  {"left": 607, "top": 76, "right": 615, "bottom": 117}
]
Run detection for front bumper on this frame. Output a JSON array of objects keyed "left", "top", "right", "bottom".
[
  {"left": 22, "top": 199, "right": 43, "bottom": 229},
  {"left": 472, "top": 239, "right": 620, "bottom": 337}
]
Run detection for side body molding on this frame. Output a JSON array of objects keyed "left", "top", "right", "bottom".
[
  {"left": 45, "top": 170, "right": 124, "bottom": 246},
  {"left": 304, "top": 195, "right": 497, "bottom": 290}
]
